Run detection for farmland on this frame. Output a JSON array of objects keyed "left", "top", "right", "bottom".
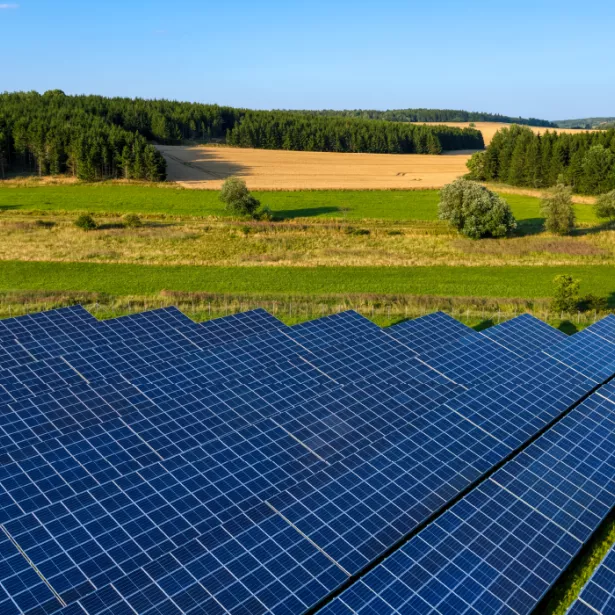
[
  {"left": 158, "top": 145, "right": 475, "bottom": 190},
  {"left": 0, "top": 181, "right": 613, "bottom": 329}
]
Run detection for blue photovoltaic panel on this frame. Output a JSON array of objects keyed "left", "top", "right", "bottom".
[
  {"left": 583, "top": 314, "right": 615, "bottom": 345},
  {"left": 444, "top": 352, "right": 595, "bottom": 449},
  {"left": 385, "top": 311, "right": 474, "bottom": 354},
  {"left": 197, "top": 308, "right": 288, "bottom": 347},
  {"left": 418, "top": 332, "right": 521, "bottom": 386},
  {"left": 2, "top": 305, "right": 615, "bottom": 615},
  {"left": 322, "top": 392, "right": 615, "bottom": 615},
  {"left": 567, "top": 547, "right": 615, "bottom": 615},
  {"left": 481, "top": 313, "right": 567, "bottom": 356},
  {"left": 0, "top": 529, "right": 63, "bottom": 615},
  {"left": 545, "top": 327, "right": 615, "bottom": 382},
  {"left": 287, "top": 311, "right": 382, "bottom": 351},
  {"left": 0, "top": 305, "right": 97, "bottom": 342}
]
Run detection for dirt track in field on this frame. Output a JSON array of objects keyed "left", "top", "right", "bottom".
[{"left": 157, "top": 145, "right": 474, "bottom": 190}]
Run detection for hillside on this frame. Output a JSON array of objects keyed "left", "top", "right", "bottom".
[
  {"left": 289, "top": 108, "right": 556, "bottom": 127},
  {"left": 410, "top": 121, "right": 596, "bottom": 145},
  {"left": 556, "top": 117, "right": 615, "bottom": 129}
]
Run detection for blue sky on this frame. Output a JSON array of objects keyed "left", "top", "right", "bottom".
[{"left": 2, "top": 0, "right": 614, "bottom": 120}]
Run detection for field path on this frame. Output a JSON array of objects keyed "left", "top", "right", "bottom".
[{"left": 157, "top": 145, "right": 474, "bottom": 190}]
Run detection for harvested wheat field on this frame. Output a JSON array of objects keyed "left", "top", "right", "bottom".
[
  {"left": 411, "top": 121, "right": 596, "bottom": 145},
  {"left": 157, "top": 145, "right": 474, "bottom": 190}
]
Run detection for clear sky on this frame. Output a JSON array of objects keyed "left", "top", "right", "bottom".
[{"left": 2, "top": 0, "right": 614, "bottom": 120}]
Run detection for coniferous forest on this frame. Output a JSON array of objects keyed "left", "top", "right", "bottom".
[
  {"left": 289, "top": 108, "right": 557, "bottom": 127},
  {"left": 0, "top": 91, "right": 485, "bottom": 181},
  {"left": 467, "top": 125, "right": 615, "bottom": 194},
  {"left": 225, "top": 111, "right": 484, "bottom": 153}
]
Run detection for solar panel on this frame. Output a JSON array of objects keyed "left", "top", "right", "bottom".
[
  {"left": 287, "top": 311, "right": 382, "bottom": 352},
  {"left": 2, "top": 306, "right": 615, "bottom": 615},
  {"left": 322, "top": 392, "right": 615, "bottom": 615},
  {"left": 567, "top": 546, "right": 615, "bottom": 614},
  {"left": 197, "top": 308, "right": 288, "bottom": 347},
  {"left": 0, "top": 529, "right": 64, "bottom": 614},
  {"left": 384, "top": 311, "right": 474, "bottom": 354},
  {"left": 0, "top": 305, "right": 97, "bottom": 342},
  {"left": 545, "top": 327, "right": 615, "bottom": 382},
  {"left": 481, "top": 313, "right": 567, "bottom": 356},
  {"left": 418, "top": 333, "right": 521, "bottom": 387},
  {"left": 582, "top": 314, "right": 615, "bottom": 345}
]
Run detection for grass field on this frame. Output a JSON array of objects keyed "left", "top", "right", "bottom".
[
  {"left": 0, "top": 183, "right": 600, "bottom": 223},
  {"left": 2, "top": 260, "right": 614, "bottom": 299}
]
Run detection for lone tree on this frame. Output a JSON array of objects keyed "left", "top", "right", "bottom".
[
  {"left": 438, "top": 179, "right": 517, "bottom": 239},
  {"left": 219, "top": 176, "right": 260, "bottom": 218},
  {"left": 595, "top": 189, "right": 615, "bottom": 224},
  {"left": 540, "top": 182, "right": 575, "bottom": 235},
  {"left": 551, "top": 274, "right": 580, "bottom": 313}
]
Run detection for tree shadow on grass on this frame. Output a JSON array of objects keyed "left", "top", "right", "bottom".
[
  {"left": 571, "top": 221, "right": 615, "bottom": 237},
  {"left": 274, "top": 206, "right": 343, "bottom": 220},
  {"left": 514, "top": 218, "right": 545, "bottom": 237},
  {"left": 473, "top": 319, "right": 495, "bottom": 332},
  {"left": 608, "top": 292, "right": 615, "bottom": 309},
  {"left": 0, "top": 205, "right": 19, "bottom": 212},
  {"left": 558, "top": 320, "right": 579, "bottom": 335}
]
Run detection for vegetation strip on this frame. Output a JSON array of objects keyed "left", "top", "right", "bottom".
[
  {"left": 1, "top": 261, "right": 615, "bottom": 298},
  {"left": 0, "top": 185, "right": 598, "bottom": 223}
]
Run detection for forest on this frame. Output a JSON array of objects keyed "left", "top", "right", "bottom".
[
  {"left": 0, "top": 92, "right": 486, "bottom": 181},
  {"left": 467, "top": 124, "right": 615, "bottom": 194},
  {"left": 290, "top": 108, "right": 557, "bottom": 127},
  {"left": 225, "top": 111, "right": 484, "bottom": 153}
]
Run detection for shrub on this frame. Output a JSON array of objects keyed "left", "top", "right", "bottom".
[
  {"left": 74, "top": 214, "right": 97, "bottom": 231},
  {"left": 219, "top": 176, "right": 260, "bottom": 218},
  {"left": 540, "top": 183, "right": 575, "bottom": 235},
  {"left": 551, "top": 274, "right": 580, "bottom": 313},
  {"left": 578, "top": 294, "right": 608, "bottom": 312},
  {"left": 595, "top": 189, "right": 615, "bottom": 223},
  {"left": 438, "top": 179, "right": 517, "bottom": 239},
  {"left": 257, "top": 205, "right": 275, "bottom": 222},
  {"left": 122, "top": 214, "right": 143, "bottom": 228}
]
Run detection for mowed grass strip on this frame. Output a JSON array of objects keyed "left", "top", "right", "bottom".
[
  {"left": 2, "top": 261, "right": 614, "bottom": 298},
  {"left": 0, "top": 184, "right": 599, "bottom": 224}
]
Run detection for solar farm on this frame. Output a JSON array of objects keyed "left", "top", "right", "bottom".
[{"left": 0, "top": 306, "right": 614, "bottom": 615}]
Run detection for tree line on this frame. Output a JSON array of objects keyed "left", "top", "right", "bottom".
[
  {"left": 0, "top": 91, "right": 168, "bottom": 181},
  {"left": 288, "top": 108, "right": 556, "bottom": 127},
  {"left": 226, "top": 111, "right": 484, "bottom": 153},
  {"left": 467, "top": 125, "right": 615, "bottom": 194},
  {"left": 0, "top": 91, "right": 487, "bottom": 181}
]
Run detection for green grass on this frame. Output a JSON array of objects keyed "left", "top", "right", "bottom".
[
  {"left": 0, "top": 184, "right": 599, "bottom": 224},
  {"left": 1, "top": 260, "right": 614, "bottom": 299}
]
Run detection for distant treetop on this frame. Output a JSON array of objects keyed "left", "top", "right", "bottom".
[{"left": 284, "top": 108, "right": 557, "bottom": 128}]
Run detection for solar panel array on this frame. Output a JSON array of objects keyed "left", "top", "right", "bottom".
[{"left": 0, "top": 307, "right": 614, "bottom": 615}]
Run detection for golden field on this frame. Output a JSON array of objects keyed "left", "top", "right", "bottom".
[
  {"left": 158, "top": 123, "right": 595, "bottom": 190},
  {"left": 157, "top": 145, "right": 474, "bottom": 190}
]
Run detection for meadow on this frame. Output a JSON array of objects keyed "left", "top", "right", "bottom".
[{"left": 0, "top": 182, "right": 599, "bottom": 222}]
